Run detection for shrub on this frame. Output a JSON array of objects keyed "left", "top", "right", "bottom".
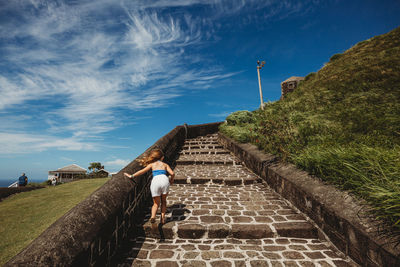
[
  {"left": 226, "top": 111, "right": 254, "bottom": 126},
  {"left": 330, "top": 53, "right": 343, "bottom": 61},
  {"left": 304, "top": 72, "right": 316, "bottom": 81},
  {"left": 219, "top": 124, "right": 253, "bottom": 143}
]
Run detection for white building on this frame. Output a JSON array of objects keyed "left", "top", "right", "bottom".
[{"left": 48, "top": 164, "right": 87, "bottom": 183}]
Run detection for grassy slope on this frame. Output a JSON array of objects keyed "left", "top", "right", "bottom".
[
  {"left": 0, "top": 178, "right": 109, "bottom": 265},
  {"left": 220, "top": 27, "right": 400, "bottom": 233}
]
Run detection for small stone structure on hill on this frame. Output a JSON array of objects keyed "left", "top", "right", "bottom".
[{"left": 281, "top": 76, "right": 304, "bottom": 99}]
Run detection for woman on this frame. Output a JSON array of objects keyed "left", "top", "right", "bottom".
[{"left": 124, "top": 149, "right": 174, "bottom": 225}]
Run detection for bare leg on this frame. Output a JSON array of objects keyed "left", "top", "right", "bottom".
[
  {"left": 161, "top": 194, "right": 168, "bottom": 224},
  {"left": 151, "top": 196, "right": 161, "bottom": 222}
]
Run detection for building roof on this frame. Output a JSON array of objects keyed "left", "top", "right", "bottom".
[
  {"left": 281, "top": 76, "right": 304, "bottom": 84},
  {"left": 51, "top": 164, "right": 87, "bottom": 173}
]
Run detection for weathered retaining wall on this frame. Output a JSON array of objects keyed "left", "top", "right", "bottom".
[
  {"left": 218, "top": 133, "right": 400, "bottom": 267},
  {"left": 5, "top": 122, "right": 221, "bottom": 267}
]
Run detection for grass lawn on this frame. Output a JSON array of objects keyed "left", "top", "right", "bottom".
[{"left": 0, "top": 178, "right": 110, "bottom": 266}]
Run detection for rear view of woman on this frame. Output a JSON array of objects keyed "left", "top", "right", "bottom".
[{"left": 124, "top": 149, "right": 174, "bottom": 225}]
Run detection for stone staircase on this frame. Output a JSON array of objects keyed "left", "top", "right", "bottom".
[{"left": 114, "top": 134, "right": 357, "bottom": 267}]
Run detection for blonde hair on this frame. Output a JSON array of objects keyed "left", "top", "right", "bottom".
[{"left": 139, "top": 149, "right": 164, "bottom": 166}]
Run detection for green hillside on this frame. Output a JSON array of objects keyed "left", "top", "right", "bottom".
[
  {"left": 220, "top": 27, "right": 400, "bottom": 234},
  {"left": 0, "top": 178, "right": 109, "bottom": 265}
]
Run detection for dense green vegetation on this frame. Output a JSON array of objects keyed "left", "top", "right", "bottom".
[
  {"left": 0, "top": 178, "right": 109, "bottom": 265},
  {"left": 220, "top": 27, "right": 400, "bottom": 234}
]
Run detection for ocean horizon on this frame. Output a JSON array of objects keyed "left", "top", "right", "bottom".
[{"left": 0, "top": 179, "right": 47, "bottom": 188}]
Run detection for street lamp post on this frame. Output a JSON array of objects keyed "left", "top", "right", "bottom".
[{"left": 257, "top": 60, "right": 265, "bottom": 110}]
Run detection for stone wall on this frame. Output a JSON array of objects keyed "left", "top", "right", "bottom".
[
  {"left": 5, "top": 122, "right": 221, "bottom": 267},
  {"left": 218, "top": 133, "right": 400, "bottom": 267}
]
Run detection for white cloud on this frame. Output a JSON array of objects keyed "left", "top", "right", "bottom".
[
  {"left": 105, "top": 159, "right": 130, "bottom": 167},
  {"left": 0, "top": 0, "right": 315, "bottom": 154},
  {"left": 208, "top": 111, "right": 233, "bottom": 118},
  {"left": 61, "top": 156, "right": 74, "bottom": 162},
  {"left": 0, "top": 133, "right": 97, "bottom": 154}
]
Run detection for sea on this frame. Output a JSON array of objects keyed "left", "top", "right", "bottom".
[{"left": 0, "top": 179, "right": 47, "bottom": 188}]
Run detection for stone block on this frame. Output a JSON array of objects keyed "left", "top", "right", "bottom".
[
  {"left": 282, "top": 251, "right": 305, "bottom": 259},
  {"left": 262, "top": 252, "right": 281, "bottom": 259},
  {"left": 155, "top": 261, "right": 179, "bottom": 267},
  {"left": 201, "top": 251, "right": 220, "bottom": 260},
  {"left": 223, "top": 251, "right": 245, "bottom": 258},
  {"left": 304, "top": 252, "right": 325, "bottom": 259},
  {"left": 214, "top": 244, "right": 235, "bottom": 250},
  {"left": 136, "top": 250, "right": 148, "bottom": 259},
  {"left": 191, "top": 177, "right": 211, "bottom": 184},
  {"left": 331, "top": 260, "right": 356, "bottom": 267},
  {"left": 263, "top": 246, "right": 286, "bottom": 251},
  {"left": 250, "top": 260, "right": 270, "bottom": 267},
  {"left": 200, "top": 216, "right": 224, "bottom": 223},
  {"left": 183, "top": 252, "right": 200, "bottom": 259},
  {"left": 208, "top": 224, "right": 230, "bottom": 238},
  {"left": 182, "top": 244, "right": 196, "bottom": 251},
  {"left": 243, "top": 178, "right": 258, "bottom": 185},
  {"left": 212, "top": 178, "right": 223, "bottom": 184},
  {"left": 132, "top": 259, "right": 151, "bottom": 267},
  {"left": 177, "top": 224, "right": 206, "bottom": 239},
  {"left": 273, "top": 222, "right": 318, "bottom": 238},
  {"left": 141, "top": 222, "right": 175, "bottom": 239},
  {"left": 232, "top": 216, "right": 253, "bottom": 223},
  {"left": 231, "top": 224, "right": 273, "bottom": 239},
  {"left": 181, "top": 261, "right": 207, "bottom": 267},
  {"left": 225, "top": 178, "right": 242, "bottom": 186},
  {"left": 234, "top": 260, "right": 247, "bottom": 267},
  {"left": 192, "top": 210, "right": 210, "bottom": 216},
  {"left": 210, "top": 260, "right": 231, "bottom": 267},
  {"left": 198, "top": 244, "right": 211, "bottom": 250},
  {"left": 254, "top": 216, "right": 273, "bottom": 223},
  {"left": 149, "top": 250, "right": 175, "bottom": 259},
  {"left": 239, "top": 245, "right": 261, "bottom": 251}
]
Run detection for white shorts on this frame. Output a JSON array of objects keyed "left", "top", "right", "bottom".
[{"left": 150, "top": 174, "right": 170, "bottom": 197}]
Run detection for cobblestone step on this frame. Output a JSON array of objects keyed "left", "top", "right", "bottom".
[
  {"left": 175, "top": 160, "right": 241, "bottom": 165},
  {"left": 174, "top": 164, "right": 260, "bottom": 185},
  {"left": 184, "top": 141, "right": 220, "bottom": 145},
  {"left": 187, "top": 134, "right": 218, "bottom": 141},
  {"left": 174, "top": 165, "right": 259, "bottom": 180},
  {"left": 138, "top": 221, "right": 318, "bottom": 241},
  {"left": 114, "top": 133, "right": 358, "bottom": 266},
  {"left": 134, "top": 183, "right": 319, "bottom": 241},
  {"left": 182, "top": 145, "right": 224, "bottom": 150},
  {"left": 173, "top": 176, "right": 260, "bottom": 185},
  {"left": 117, "top": 237, "right": 355, "bottom": 267},
  {"left": 179, "top": 149, "right": 230, "bottom": 155},
  {"left": 176, "top": 154, "right": 240, "bottom": 165}
]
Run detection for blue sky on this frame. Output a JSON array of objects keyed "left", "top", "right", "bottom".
[{"left": 1, "top": 0, "right": 399, "bottom": 183}]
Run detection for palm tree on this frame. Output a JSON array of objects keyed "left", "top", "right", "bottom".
[{"left": 88, "top": 162, "right": 104, "bottom": 174}]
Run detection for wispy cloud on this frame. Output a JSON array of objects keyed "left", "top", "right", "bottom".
[
  {"left": 105, "top": 158, "right": 130, "bottom": 167},
  {"left": 61, "top": 156, "right": 75, "bottom": 162},
  {"left": 0, "top": 0, "right": 314, "bottom": 154},
  {"left": 208, "top": 111, "right": 234, "bottom": 118},
  {"left": 0, "top": 132, "right": 97, "bottom": 155}
]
